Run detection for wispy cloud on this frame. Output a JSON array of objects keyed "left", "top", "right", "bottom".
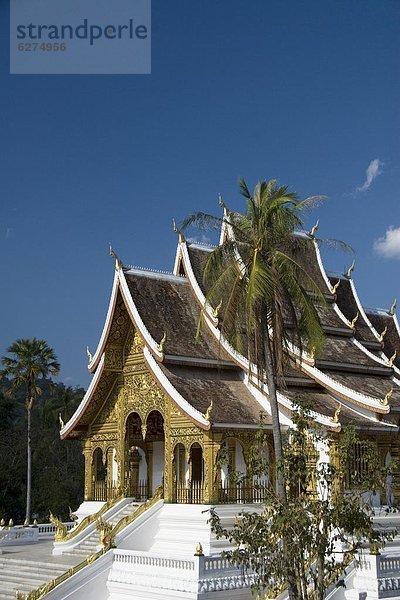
[
  {"left": 5, "top": 227, "right": 14, "bottom": 240},
  {"left": 356, "top": 159, "right": 383, "bottom": 192},
  {"left": 373, "top": 226, "right": 400, "bottom": 259},
  {"left": 186, "top": 234, "right": 212, "bottom": 246}
]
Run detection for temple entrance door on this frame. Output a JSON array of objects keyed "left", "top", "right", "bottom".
[
  {"left": 190, "top": 443, "right": 204, "bottom": 503},
  {"left": 92, "top": 448, "right": 106, "bottom": 501},
  {"left": 144, "top": 411, "right": 165, "bottom": 496},
  {"left": 125, "top": 412, "right": 148, "bottom": 499}
]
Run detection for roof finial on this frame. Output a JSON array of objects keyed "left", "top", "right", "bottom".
[
  {"left": 58, "top": 413, "right": 65, "bottom": 429},
  {"left": 333, "top": 403, "right": 341, "bottom": 424},
  {"left": 212, "top": 299, "right": 223, "bottom": 319},
  {"left": 345, "top": 260, "right": 355, "bottom": 279},
  {"left": 86, "top": 346, "right": 93, "bottom": 364},
  {"left": 308, "top": 219, "right": 319, "bottom": 238},
  {"left": 377, "top": 326, "right": 388, "bottom": 343},
  {"left": 172, "top": 219, "right": 185, "bottom": 244},
  {"left": 204, "top": 399, "right": 213, "bottom": 421},
  {"left": 387, "top": 351, "right": 397, "bottom": 367},
  {"left": 156, "top": 332, "right": 167, "bottom": 353},
  {"left": 350, "top": 312, "right": 359, "bottom": 329},
  {"left": 218, "top": 194, "right": 228, "bottom": 217},
  {"left": 330, "top": 279, "right": 341, "bottom": 294},
  {"left": 389, "top": 299, "right": 397, "bottom": 316},
  {"left": 381, "top": 388, "right": 393, "bottom": 406},
  {"left": 109, "top": 244, "right": 123, "bottom": 270}
]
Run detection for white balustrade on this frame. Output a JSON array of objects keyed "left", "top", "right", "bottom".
[
  {"left": 352, "top": 552, "right": 400, "bottom": 598},
  {"left": 0, "top": 521, "right": 74, "bottom": 551},
  {"left": 110, "top": 549, "right": 255, "bottom": 596}
]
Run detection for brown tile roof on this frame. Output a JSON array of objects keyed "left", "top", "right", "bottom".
[
  {"left": 366, "top": 310, "right": 400, "bottom": 370},
  {"left": 331, "top": 277, "right": 378, "bottom": 344},
  {"left": 159, "top": 363, "right": 270, "bottom": 425},
  {"left": 124, "top": 271, "right": 229, "bottom": 361},
  {"left": 322, "top": 371, "right": 400, "bottom": 407}
]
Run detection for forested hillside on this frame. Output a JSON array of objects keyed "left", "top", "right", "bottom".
[{"left": 0, "top": 379, "right": 85, "bottom": 523}]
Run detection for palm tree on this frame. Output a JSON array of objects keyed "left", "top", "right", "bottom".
[
  {"left": 184, "top": 178, "right": 328, "bottom": 500},
  {"left": 1, "top": 338, "right": 60, "bottom": 523}
]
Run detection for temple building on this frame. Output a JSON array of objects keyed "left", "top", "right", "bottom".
[
  {"left": 60, "top": 228, "right": 400, "bottom": 510},
  {"left": 6, "top": 221, "right": 397, "bottom": 600}
]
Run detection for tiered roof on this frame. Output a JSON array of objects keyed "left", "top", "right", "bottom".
[{"left": 61, "top": 228, "right": 400, "bottom": 440}]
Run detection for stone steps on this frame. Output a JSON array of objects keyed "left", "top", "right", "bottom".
[{"left": 0, "top": 557, "right": 72, "bottom": 598}]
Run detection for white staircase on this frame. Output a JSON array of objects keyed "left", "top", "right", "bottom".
[
  {"left": 0, "top": 556, "right": 74, "bottom": 599},
  {"left": 66, "top": 501, "right": 141, "bottom": 557}
]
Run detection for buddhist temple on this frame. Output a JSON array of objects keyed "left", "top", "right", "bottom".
[{"left": 60, "top": 227, "right": 400, "bottom": 510}]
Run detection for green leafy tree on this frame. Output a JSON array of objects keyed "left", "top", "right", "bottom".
[
  {"left": 184, "top": 178, "right": 329, "bottom": 500},
  {"left": 1, "top": 338, "right": 60, "bottom": 523},
  {"left": 209, "top": 404, "right": 393, "bottom": 600}
]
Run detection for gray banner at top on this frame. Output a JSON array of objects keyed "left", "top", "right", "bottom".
[{"left": 10, "top": 0, "right": 151, "bottom": 74}]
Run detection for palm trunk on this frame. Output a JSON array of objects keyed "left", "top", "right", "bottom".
[
  {"left": 25, "top": 402, "right": 32, "bottom": 524},
  {"left": 263, "top": 333, "right": 286, "bottom": 500}
]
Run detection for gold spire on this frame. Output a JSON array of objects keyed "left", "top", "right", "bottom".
[
  {"left": 330, "top": 279, "right": 341, "bottom": 294},
  {"left": 350, "top": 312, "right": 359, "bottom": 329},
  {"left": 194, "top": 542, "right": 204, "bottom": 556},
  {"left": 156, "top": 332, "right": 167, "bottom": 353},
  {"left": 172, "top": 219, "right": 185, "bottom": 244},
  {"left": 387, "top": 351, "right": 397, "bottom": 367},
  {"left": 212, "top": 299, "right": 223, "bottom": 319},
  {"left": 381, "top": 388, "right": 393, "bottom": 406},
  {"left": 389, "top": 299, "right": 397, "bottom": 316},
  {"left": 204, "top": 399, "right": 213, "bottom": 421},
  {"left": 109, "top": 244, "right": 123, "bottom": 270},
  {"left": 86, "top": 346, "right": 93, "bottom": 364},
  {"left": 346, "top": 260, "right": 355, "bottom": 279},
  {"left": 219, "top": 194, "right": 228, "bottom": 218},
  {"left": 308, "top": 219, "right": 319, "bottom": 238},
  {"left": 377, "top": 326, "right": 388, "bottom": 343},
  {"left": 333, "top": 404, "right": 341, "bottom": 424}
]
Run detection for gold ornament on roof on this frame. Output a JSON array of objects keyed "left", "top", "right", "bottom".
[
  {"left": 387, "top": 351, "right": 397, "bottom": 367},
  {"left": 219, "top": 194, "right": 228, "bottom": 218},
  {"left": 172, "top": 219, "right": 185, "bottom": 244},
  {"left": 350, "top": 312, "right": 359, "bottom": 329},
  {"left": 346, "top": 260, "right": 355, "bottom": 279},
  {"left": 58, "top": 413, "right": 64, "bottom": 429},
  {"left": 381, "top": 388, "right": 393, "bottom": 406},
  {"left": 377, "top": 326, "right": 388, "bottom": 343},
  {"left": 156, "top": 332, "right": 167, "bottom": 353},
  {"left": 86, "top": 346, "right": 93, "bottom": 364},
  {"left": 389, "top": 299, "right": 397, "bottom": 316},
  {"left": 333, "top": 404, "right": 341, "bottom": 424},
  {"left": 308, "top": 219, "right": 319, "bottom": 238},
  {"left": 204, "top": 399, "right": 213, "bottom": 421},
  {"left": 212, "top": 299, "right": 223, "bottom": 319},
  {"left": 109, "top": 244, "right": 123, "bottom": 270},
  {"left": 330, "top": 279, "right": 341, "bottom": 294}
]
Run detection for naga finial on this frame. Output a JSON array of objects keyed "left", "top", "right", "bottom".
[
  {"left": 377, "top": 326, "right": 388, "bottom": 343},
  {"left": 308, "top": 219, "right": 319, "bottom": 238},
  {"left": 389, "top": 299, "right": 397, "bottom": 316},
  {"left": 330, "top": 279, "right": 341, "bottom": 294},
  {"left": 86, "top": 346, "right": 93, "bottom": 364},
  {"left": 204, "top": 399, "right": 213, "bottom": 421},
  {"left": 173, "top": 219, "right": 185, "bottom": 244},
  {"left": 381, "top": 388, "right": 393, "bottom": 406},
  {"left": 350, "top": 312, "right": 359, "bottom": 329},
  {"left": 156, "top": 332, "right": 167, "bottom": 353},
  {"left": 345, "top": 260, "right": 355, "bottom": 279},
  {"left": 212, "top": 299, "right": 223, "bottom": 319},
  {"left": 333, "top": 404, "right": 341, "bottom": 424},
  {"left": 219, "top": 194, "right": 228, "bottom": 217},
  {"left": 387, "top": 351, "right": 397, "bottom": 367},
  {"left": 109, "top": 244, "right": 123, "bottom": 270},
  {"left": 58, "top": 413, "right": 64, "bottom": 429}
]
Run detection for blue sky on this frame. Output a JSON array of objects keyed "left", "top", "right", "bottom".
[{"left": 0, "top": 0, "right": 399, "bottom": 387}]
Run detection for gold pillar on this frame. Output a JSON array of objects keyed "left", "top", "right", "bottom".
[{"left": 82, "top": 443, "right": 92, "bottom": 501}]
